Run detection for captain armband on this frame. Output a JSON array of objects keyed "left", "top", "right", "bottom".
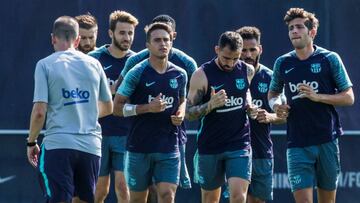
[
  {"left": 269, "top": 96, "right": 282, "bottom": 112},
  {"left": 123, "top": 103, "right": 137, "bottom": 117}
]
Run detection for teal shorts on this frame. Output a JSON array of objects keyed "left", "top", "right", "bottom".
[
  {"left": 124, "top": 151, "right": 180, "bottom": 191},
  {"left": 248, "top": 159, "right": 274, "bottom": 201},
  {"left": 287, "top": 139, "right": 340, "bottom": 192},
  {"left": 197, "top": 149, "right": 252, "bottom": 190},
  {"left": 99, "top": 136, "right": 127, "bottom": 176}
]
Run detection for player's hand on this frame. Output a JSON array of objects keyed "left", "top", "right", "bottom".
[
  {"left": 297, "top": 84, "right": 320, "bottom": 102},
  {"left": 208, "top": 87, "right": 227, "bottom": 111},
  {"left": 256, "top": 108, "right": 273, "bottom": 123},
  {"left": 274, "top": 104, "right": 290, "bottom": 119},
  {"left": 246, "top": 104, "right": 258, "bottom": 120},
  {"left": 148, "top": 93, "right": 167, "bottom": 113},
  {"left": 171, "top": 110, "right": 184, "bottom": 126},
  {"left": 27, "top": 144, "right": 40, "bottom": 168}
]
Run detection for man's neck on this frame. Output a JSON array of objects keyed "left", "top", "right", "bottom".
[
  {"left": 149, "top": 55, "right": 168, "bottom": 74},
  {"left": 295, "top": 43, "right": 314, "bottom": 60},
  {"left": 108, "top": 44, "right": 128, "bottom": 58}
]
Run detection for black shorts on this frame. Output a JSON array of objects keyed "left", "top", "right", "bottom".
[{"left": 38, "top": 146, "right": 100, "bottom": 203}]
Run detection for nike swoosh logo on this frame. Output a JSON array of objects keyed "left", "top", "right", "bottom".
[
  {"left": 285, "top": 67, "right": 295, "bottom": 74},
  {"left": 0, "top": 175, "right": 16, "bottom": 184},
  {"left": 145, "top": 82, "right": 156, "bottom": 87},
  {"left": 212, "top": 84, "right": 224, "bottom": 90},
  {"left": 103, "top": 65, "right": 112, "bottom": 70}
]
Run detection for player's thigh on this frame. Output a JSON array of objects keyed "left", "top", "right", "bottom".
[
  {"left": 198, "top": 153, "right": 225, "bottom": 190},
  {"left": 124, "top": 152, "right": 152, "bottom": 192}
]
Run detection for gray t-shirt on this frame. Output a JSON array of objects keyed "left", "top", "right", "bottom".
[{"left": 33, "top": 49, "right": 112, "bottom": 156}]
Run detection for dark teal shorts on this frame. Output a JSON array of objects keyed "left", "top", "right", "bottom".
[
  {"left": 287, "top": 139, "right": 340, "bottom": 192},
  {"left": 124, "top": 151, "right": 180, "bottom": 191},
  {"left": 99, "top": 136, "right": 126, "bottom": 176},
  {"left": 248, "top": 158, "right": 274, "bottom": 201},
  {"left": 197, "top": 149, "right": 252, "bottom": 190}
]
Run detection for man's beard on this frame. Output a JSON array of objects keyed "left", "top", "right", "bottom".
[
  {"left": 113, "top": 38, "right": 131, "bottom": 51},
  {"left": 244, "top": 55, "right": 260, "bottom": 69},
  {"left": 78, "top": 44, "right": 95, "bottom": 54}
]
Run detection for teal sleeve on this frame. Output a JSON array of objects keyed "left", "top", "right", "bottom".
[
  {"left": 269, "top": 57, "right": 285, "bottom": 93},
  {"left": 120, "top": 49, "right": 149, "bottom": 77},
  {"left": 327, "top": 52, "right": 353, "bottom": 91},
  {"left": 117, "top": 65, "right": 145, "bottom": 97}
]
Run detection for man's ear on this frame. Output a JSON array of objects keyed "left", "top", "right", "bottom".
[
  {"left": 51, "top": 33, "right": 56, "bottom": 45},
  {"left": 309, "top": 28, "right": 317, "bottom": 39},
  {"left": 73, "top": 35, "right": 81, "bottom": 48},
  {"left": 172, "top": 31, "right": 177, "bottom": 40}
]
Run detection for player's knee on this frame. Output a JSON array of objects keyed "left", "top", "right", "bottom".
[
  {"left": 95, "top": 186, "right": 110, "bottom": 201},
  {"left": 157, "top": 189, "right": 175, "bottom": 202},
  {"left": 230, "top": 191, "right": 246, "bottom": 203},
  {"left": 115, "top": 181, "right": 129, "bottom": 199}
]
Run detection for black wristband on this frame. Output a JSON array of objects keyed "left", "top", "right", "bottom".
[
  {"left": 27, "top": 142, "right": 37, "bottom": 147},
  {"left": 26, "top": 138, "right": 37, "bottom": 147}
]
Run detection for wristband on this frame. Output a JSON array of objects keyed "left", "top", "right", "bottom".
[
  {"left": 268, "top": 96, "right": 282, "bottom": 112},
  {"left": 26, "top": 138, "right": 37, "bottom": 147},
  {"left": 123, "top": 103, "right": 137, "bottom": 117}
]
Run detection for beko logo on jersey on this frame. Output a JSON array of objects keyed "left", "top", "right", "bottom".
[
  {"left": 289, "top": 80, "right": 319, "bottom": 100},
  {"left": 252, "top": 99, "right": 263, "bottom": 108},
  {"left": 62, "top": 88, "right": 90, "bottom": 106},
  {"left": 148, "top": 95, "right": 174, "bottom": 109},
  {"left": 216, "top": 96, "right": 243, "bottom": 113}
]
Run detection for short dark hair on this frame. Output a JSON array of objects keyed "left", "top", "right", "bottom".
[
  {"left": 218, "top": 31, "right": 243, "bottom": 51},
  {"left": 236, "top": 26, "right": 261, "bottom": 43},
  {"left": 52, "top": 16, "right": 79, "bottom": 41},
  {"left": 284, "top": 8, "right": 319, "bottom": 30},
  {"left": 75, "top": 13, "right": 97, "bottom": 30},
  {"left": 109, "top": 10, "right": 139, "bottom": 31},
  {"left": 145, "top": 22, "right": 173, "bottom": 42},
  {"left": 152, "top": 14, "right": 176, "bottom": 31}
]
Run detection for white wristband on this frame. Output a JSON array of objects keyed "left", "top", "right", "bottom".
[
  {"left": 123, "top": 104, "right": 137, "bottom": 117},
  {"left": 268, "top": 97, "right": 282, "bottom": 112}
]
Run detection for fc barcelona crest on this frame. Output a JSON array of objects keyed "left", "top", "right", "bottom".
[
  {"left": 235, "top": 79, "right": 245, "bottom": 90},
  {"left": 310, "top": 63, "right": 321, "bottom": 73},
  {"left": 258, "top": 82, "right": 268, "bottom": 93},
  {"left": 169, "top": 78, "right": 178, "bottom": 89}
]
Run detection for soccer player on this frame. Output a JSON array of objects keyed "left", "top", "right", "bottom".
[
  {"left": 117, "top": 14, "right": 197, "bottom": 190},
  {"left": 186, "top": 31, "right": 256, "bottom": 203},
  {"left": 268, "top": 8, "right": 354, "bottom": 203},
  {"left": 88, "top": 10, "right": 138, "bottom": 203},
  {"left": 75, "top": 13, "right": 98, "bottom": 54},
  {"left": 113, "top": 22, "right": 187, "bottom": 203},
  {"left": 237, "top": 26, "right": 285, "bottom": 203},
  {"left": 26, "top": 16, "right": 113, "bottom": 203}
]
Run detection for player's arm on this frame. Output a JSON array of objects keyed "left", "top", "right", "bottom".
[
  {"left": 171, "top": 96, "right": 187, "bottom": 126},
  {"left": 298, "top": 85, "right": 354, "bottom": 106},
  {"left": 268, "top": 58, "right": 290, "bottom": 119},
  {"left": 98, "top": 101, "right": 113, "bottom": 118},
  {"left": 298, "top": 52, "right": 354, "bottom": 106},
  {"left": 114, "top": 93, "right": 167, "bottom": 117},
  {"left": 27, "top": 102, "right": 47, "bottom": 168},
  {"left": 171, "top": 71, "right": 188, "bottom": 126},
  {"left": 186, "top": 68, "right": 227, "bottom": 121}
]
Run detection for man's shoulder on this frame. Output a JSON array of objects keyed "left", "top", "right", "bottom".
[
  {"left": 258, "top": 64, "right": 273, "bottom": 75},
  {"left": 88, "top": 45, "right": 110, "bottom": 59},
  {"left": 171, "top": 47, "right": 196, "bottom": 62},
  {"left": 169, "top": 61, "right": 187, "bottom": 75}
]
